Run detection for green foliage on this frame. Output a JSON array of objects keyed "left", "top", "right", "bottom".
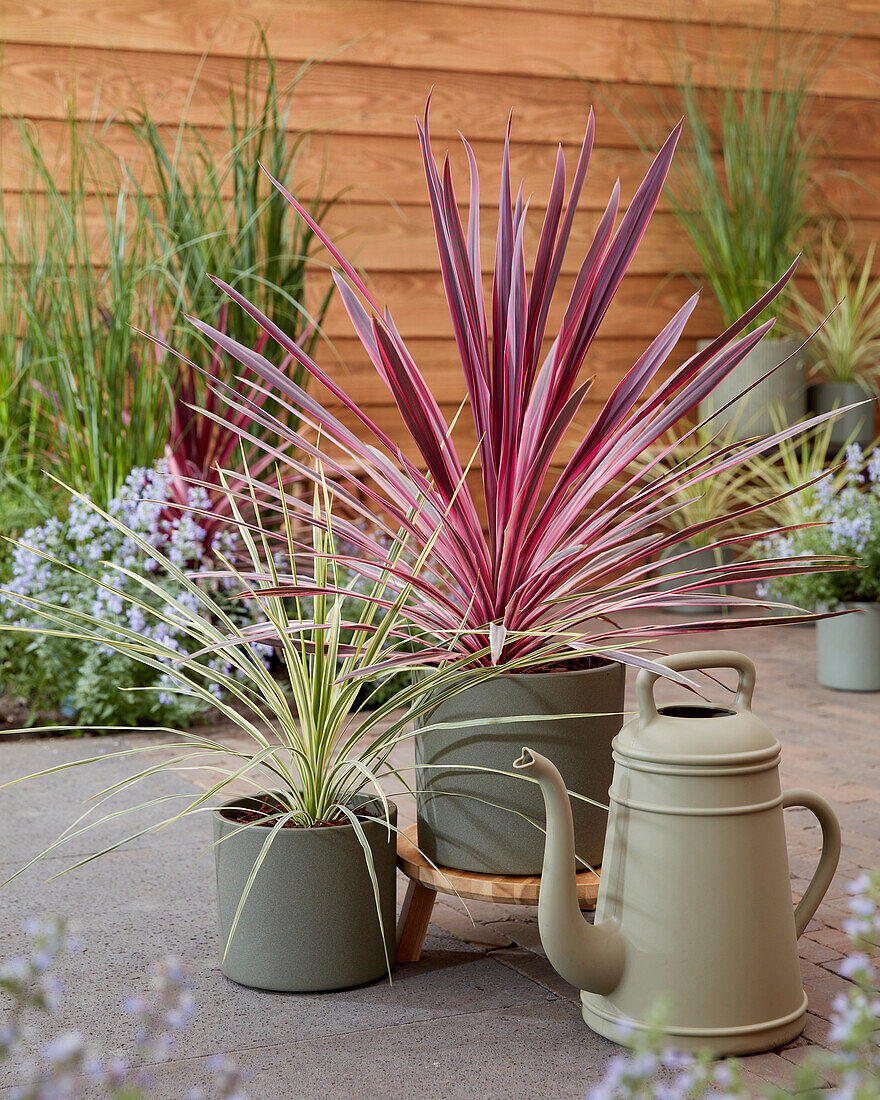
[
  {"left": 626, "top": 423, "right": 764, "bottom": 549},
  {"left": 614, "top": 17, "right": 829, "bottom": 329},
  {"left": 788, "top": 227, "right": 880, "bottom": 385},
  {"left": 0, "top": 112, "right": 172, "bottom": 509},
  {"left": 130, "top": 32, "right": 335, "bottom": 390},
  {"left": 0, "top": 33, "right": 334, "bottom": 514},
  {"left": 758, "top": 445, "right": 880, "bottom": 609},
  {"left": 0, "top": 475, "right": 499, "bottom": 974},
  {"left": 0, "top": 465, "right": 265, "bottom": 728},
  {"left": 744, "top": 416, "right": 854, "bottom": 532}
]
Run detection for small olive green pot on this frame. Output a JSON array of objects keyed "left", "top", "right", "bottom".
[
  {"left": 816, "top": 603, "right": 880, "bottom": 692},
  {"left": 657, "top": 544, "right": 733, "bottom": 615},
  {"left": 213, "top": 794, "right": 397, "bottom": 992},
  {"left": 809, "top": 382, "right": 875, "bottom": 449},
  {"left": 414, "top": 662, "right": 625, "bottom": 875}
]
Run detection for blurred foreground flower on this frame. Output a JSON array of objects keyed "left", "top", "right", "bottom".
[
  {"left": 0, "top": 917, "right": 247, "bottom": 1098},
  {"left": 587, "top": 873, "right": 880, "bottom": 1099}
]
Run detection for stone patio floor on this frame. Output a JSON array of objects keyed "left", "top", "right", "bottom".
[{"left": 1, "top": 612, "right": 878, "bottom": 1097}]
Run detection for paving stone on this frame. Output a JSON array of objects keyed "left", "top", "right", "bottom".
[
  {"left": 105, "top": 999, "right": 616, "bottom": 1100},
  {"left": 798, "top": 936, "right": 844, "bottom": 966},
  {"left": 806, "top": 927, "right": 856, "bottom": 954},
  {"left": 801, "top": 960, "right": 849, "bottom": 1022},
  {"left": 737, "top": 1051, "right": 797, "bottom": 1085},
  {"left": 431, "top": 897, "right": 515, "bottom": 949},
  {"left": 489, "top": 947, "right": 583, "bottom": 1005},
  {"left": 800, "top": 1011, "right": 832, "bottom": 1048}
]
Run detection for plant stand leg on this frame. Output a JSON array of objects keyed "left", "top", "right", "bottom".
[{"left": 395, "top": 879, "right": 436, "bottom": 963}]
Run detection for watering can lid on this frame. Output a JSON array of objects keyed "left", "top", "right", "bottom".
[{"left": 616, "top": 651, "right": 780, "bottom": 763}]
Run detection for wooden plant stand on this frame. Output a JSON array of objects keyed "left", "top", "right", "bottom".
[{"left": 395, "top": 824, "right": 600, "bottom": 963}]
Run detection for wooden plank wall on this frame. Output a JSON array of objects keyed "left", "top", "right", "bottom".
[{"left": 1, "top": 0, "right": 879, "bottom": 465}]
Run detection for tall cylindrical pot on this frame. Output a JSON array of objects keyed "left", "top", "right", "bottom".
[
  {"left": 656, "top": 544, "right": 733, "bottom": 615},
  {"left": 816, "top": 603, "right": 880, "bottom": 692},
  {"left": 809, "top": 382, "right": 875, "bottom": 450},
  {"left": 414, "top": 661, "right": 625, "bottom": 875},
  {"left": 213, "top": 795, "right": 397, "bottom": 991},
  {"left": 697, "top": 338, "right": 806, "bottom": 441}
]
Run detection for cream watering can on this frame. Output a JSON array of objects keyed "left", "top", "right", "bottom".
[{"left": 515, "top": 651, "right": 841, "bottom": 1056}]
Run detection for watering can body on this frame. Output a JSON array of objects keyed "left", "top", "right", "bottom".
[{"left": 516, "top": 652, "right": 841, "bottom": 1056}]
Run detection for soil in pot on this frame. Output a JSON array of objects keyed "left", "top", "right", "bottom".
[
  {"left": 213, "top": 794, "right": 397, "bottom": 992},
  {"left": 414, "top": 656, "right": 625, "bottom": 876}
]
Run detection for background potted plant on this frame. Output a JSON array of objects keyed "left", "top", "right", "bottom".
[
  {"left": 788, "top": 228, "right": 880, "bottom": 449},
  {"left": 183, "top": 103, "right": 846, "bottom": 876},
  {"left": 656, "top": 27, "right": 825, "bottom": 440},
  {"left": 1, "top": 476, "right": 482, "bottom": 991},
  {"left": 757, "top": 444, "right": 880, "bottom": 691},
  {"left": 628, "top": 424, "right": 764, "bottom": 615}
]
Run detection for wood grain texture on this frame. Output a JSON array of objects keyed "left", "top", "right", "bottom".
[
  {"left": 3, "top": 123, "right": 880, "bottom": 221},
  {"left": 1, "top": 0, "right": 877, "bottom": 456},
  {"left": 396, "top": 825, "right": 599, "bottom": 909},
  {"left": 1, "top": 1, "right": 877, "bottom": 99},
  {"left": 3, "top": 44, "right": 878, "bottom": 155},
  {"left": 395, "top": 878, "right": 436, "bottom": 963}
]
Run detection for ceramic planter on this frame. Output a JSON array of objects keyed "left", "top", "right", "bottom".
[
  {"left": 213, "top": 794, "right": 397, "bottom": 991},
  {"left": 697, "top": 337, "right": 806, "bottom": 441},
  {"left": 816, "top": 603, "right": 880, "bottom": 692},
  {"left": 809, "top": 382, "right": 875, "bottom": 449},
  {"left": 414, "top": 661, "right": 625, "bottom": 875},
  {"left": 657, "top": 543, "right": 733, "bottom": 615}
]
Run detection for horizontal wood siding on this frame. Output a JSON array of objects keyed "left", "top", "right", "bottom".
[{"left": 1, "top": 0, "right": 878, "bottom": 448}]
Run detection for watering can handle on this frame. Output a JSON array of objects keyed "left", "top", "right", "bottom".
[
  {"left": 782, "top": 789, "right": 842, "bottom": 938},
  {"left": 636, "top": 651, "right": 756, "bottom": 720}
]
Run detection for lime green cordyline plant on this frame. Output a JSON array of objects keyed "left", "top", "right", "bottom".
[
  {"left": 744, "top": 416, "right": 857, "bottom": 532},
  {"left": 626, "top": 424, "right": 766, "bottom": 550},
  {"left": 788, "top": 229, "right": 880, "bottom": 387}
]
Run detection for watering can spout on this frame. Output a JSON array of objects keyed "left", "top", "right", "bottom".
[{"left": 514, "top": 748, "right": 625, "bottom": 996}]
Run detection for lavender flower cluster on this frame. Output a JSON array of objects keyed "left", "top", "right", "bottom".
[
  {"left": 756, "top": 444, "right": 880, "bottom": 610},
  {"left": 0, "top": 464, "right": 269, "bottom": 727},
  {"left": 0, "top": 917, "right": 247, "bottom": 1098},
  {"left": 587, "top": 873, "right": 880, "bottom": 1100}
]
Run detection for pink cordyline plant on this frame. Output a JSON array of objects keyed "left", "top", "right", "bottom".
[
  {"left": 159, "top": 304, "right": 317, "bottom": 554},
  {"left": 170, "top": 102, "right": 849, "bottom": 675}
]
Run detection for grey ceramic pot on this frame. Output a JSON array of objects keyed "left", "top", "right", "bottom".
[
  {"left": 816, "top": 603, "right": 880, "bottom": 692},
  {"left": 414, "top": 661, "right": 625, "bottom": 875},
  {"left": 657, "top": 544, "right": 733, "bottom": 615},
  {"left": 697, "top": 338, "right": 806, "bottom": 441},
  {"left": 809, "top": 382, "right": 875, "bottom": 449},
  {"left": 213, "top": 794, "right": 397, "bottom": 991}
]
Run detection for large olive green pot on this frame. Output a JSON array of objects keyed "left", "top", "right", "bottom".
[
  {"left": 816, "top": 602, "right": 880, "bottom": 692},
  {"left": 213, "top": 794, "right": 397, "bottom": 991},
  {"left": 809, "top": 382, "right": 875, "bottom": 449},
  {"left": 414, "top": 661, "right": 625, "bottom": 875},
  {"left": 657, "top": 543, "right": 733, "bottom": 615},
  {"left": 697, "top": 337, "right": 806, "bottom": 441}
]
